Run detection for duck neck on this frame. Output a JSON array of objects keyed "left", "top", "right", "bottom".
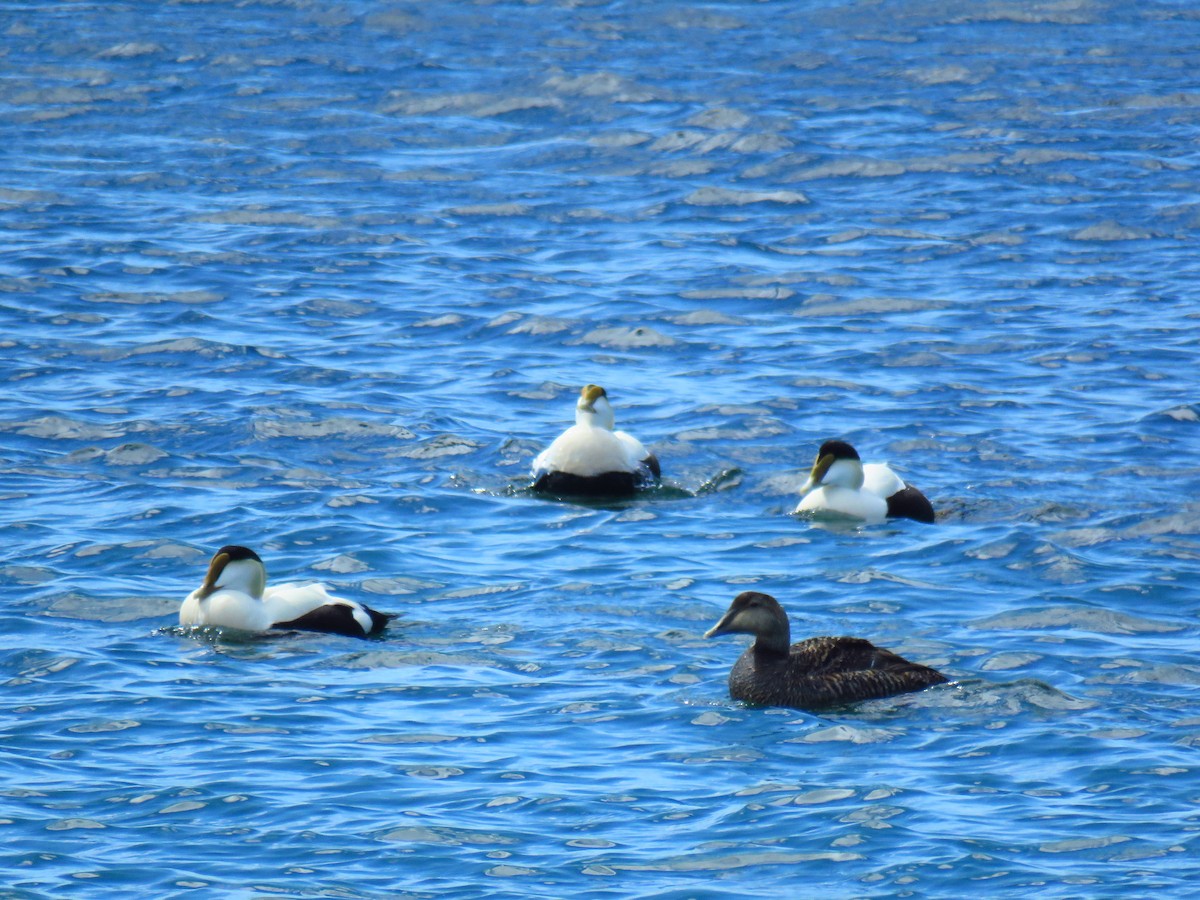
[
  {"left": 576, "top": 400, "right": 615, "bottom": 431},
  {"left": 752, "top": 621, "right": 791, "bottom": 658},
  {"left": 219, "top": 559, "right": 266, "bottom": 599},
  {"left": 825, "top": 458, "right": 864, "bottom": 490}
]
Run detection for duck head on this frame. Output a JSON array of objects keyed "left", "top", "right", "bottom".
[
  {"left": 800, "top": 439, "right": 865, "bottom": 493},
  {"left": 575, "top": 383, "right": 616, "bottom": 431},
  {"left": 705, "top": 591, "right": 791, "bottom": 654},
  {"left": 196, "top": 545, "right": 267, "bottom": 600}
]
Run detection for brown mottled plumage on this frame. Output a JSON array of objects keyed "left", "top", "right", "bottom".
[{"left": 705, "top": 591, "right": 947, "bottom": 710}]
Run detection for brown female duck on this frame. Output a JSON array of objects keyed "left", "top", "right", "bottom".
[{"left": 705, "top": 591, "right": 947, "bottom": 709}]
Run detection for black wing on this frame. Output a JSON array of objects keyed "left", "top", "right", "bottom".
[
  {"left": 273, "top": 603, "right": 391, "bottom": 638},
  {"left": 886, "top": 485, "right": 935, "bottom": 523},
  {"left": 533, "top": 470, "right": 639, "bottom": 498}
]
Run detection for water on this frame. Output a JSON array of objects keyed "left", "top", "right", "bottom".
[{"left": 3, "top": 0, "right": 1200, "bottom": 896}]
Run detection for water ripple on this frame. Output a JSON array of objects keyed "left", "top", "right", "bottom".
[{"left": 3, "top": 0, "right": 1200, "bottom": 896}]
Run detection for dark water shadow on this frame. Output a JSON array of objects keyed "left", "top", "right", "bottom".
[
  {"left": 679, "top": 677, "right": 1091, "bottom": 723},
  {"left": 507, "top": 466, "right": 745, "bottom": 509},
  {"left": 160, "top": 622, "right": 399, "bottom": 658}
]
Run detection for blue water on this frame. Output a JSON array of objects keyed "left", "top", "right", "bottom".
[{"left": 3, "top": 0, "right": 1199, "bottom": 896}]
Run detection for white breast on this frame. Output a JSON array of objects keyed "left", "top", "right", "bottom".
[
  {"left": 533, "top": 424, "right": 641, "bottom": 477},
  {"left": 795, "top": 485, "right": 889, "bottom": 524},
  {"left": 180, "top": 581, "right": 367, "bottom": 633},
  {"left": 180, "top": 587, "right": 274, "bottom": 631}
]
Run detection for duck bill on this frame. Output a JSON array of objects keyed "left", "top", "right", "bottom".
[
  {"left": 577, "top": 383, "right": 604, "bottom": 413},
  {"left": 801, "top": 452, "right": 834, "bottom": 494},
  {"left": 197, "top": 551, "right": 230, "bottom": 600},
  {"left": 704, "top": 610, "right": 738, "bottom": 639}
]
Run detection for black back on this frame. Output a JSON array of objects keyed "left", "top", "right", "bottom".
[
  {"left": 534, "top": 469, "right": 648, "bottom": 498},
  {"left": 885, "top": 484, "right": 936, "bottom": 524},
  {"left": 273, "top": 603, "right": 391, "bottom": 638}
]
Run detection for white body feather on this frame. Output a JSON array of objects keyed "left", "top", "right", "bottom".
[
  {"left": 179, "top": 554, "right": 376, "bottom": 634},
  {"left": 861, "top": 462, "right": 906, "bottom": 499},
  {"left": 794, "top": 458, "right": 907, "bottom": 524},
  {"left": 180, "top": 582, "right": 373, "bottom": 634},
  {"left": 532, "top": 388, "right": 652, "bottom": 478},
  {"left": 532, "top": 424, "right": 647, "bottom": 477}
]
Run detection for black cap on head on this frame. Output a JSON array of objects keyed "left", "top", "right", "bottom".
[
  {"left": 216, "top": 545, "right": 262, "bottom": 563},
  {"left": 818, "top": 440, "right": 859, "bottom": 460}
]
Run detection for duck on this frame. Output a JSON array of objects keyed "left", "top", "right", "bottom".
[
  {"left": 794, "top": 439, "right": 935, "bottom": 524},
  {"left": 704, "top": 591, "right": 947, "bottom": 710},
  {"left": 531, "top": 384, "right": 660, "bottom": 498},
  {"left": 180, "top": 545, "right": 391, "bottom": 638}
]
